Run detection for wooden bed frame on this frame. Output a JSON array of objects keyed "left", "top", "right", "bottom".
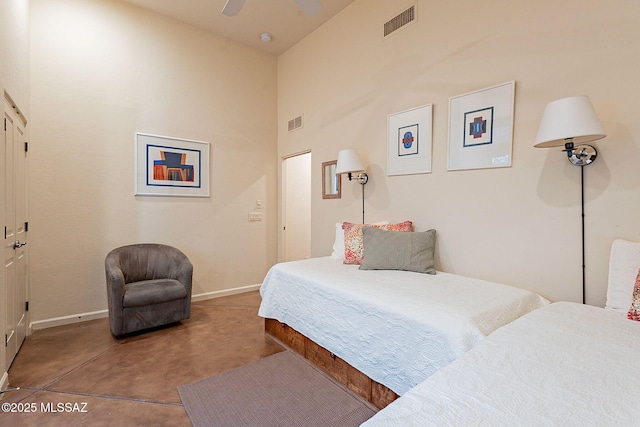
[{"left": 265, "top": 318, "right": 399, "bottom": 409}]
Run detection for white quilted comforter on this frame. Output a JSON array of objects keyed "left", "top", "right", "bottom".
[
  {"left": 258, "top": 257, "right": 548, "bottom": 395},
  {"left": 363, "top": 302, "right": 640, "bottom": 426}
]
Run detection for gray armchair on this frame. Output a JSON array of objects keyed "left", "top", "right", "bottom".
[{"left": 105, "top": 243, "right": 193, "bottom": 336}]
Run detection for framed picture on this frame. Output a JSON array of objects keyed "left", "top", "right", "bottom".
[
  {"left": 447, "top": 81, "right": 515, "bottom": 171},
  {"left": 135, "top": 133, "right": 210, "bottom": 197},
  {"left": 387, "top": 104, "right": 433, "bottom": 176},
  {"left": 322, "top": 160, "right": 341, "bottom": 199}
]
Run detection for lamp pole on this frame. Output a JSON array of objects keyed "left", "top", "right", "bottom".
[
  {"left": 361, "top": 183, "right": 365, "bottom": 224},
  {"left": 581, "top": 165, "right": 586, "bottom": 305}
]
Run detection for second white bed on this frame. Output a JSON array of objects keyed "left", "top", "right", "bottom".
[{"left": 363, "top": 301, "right": 640, "bottom": 426}]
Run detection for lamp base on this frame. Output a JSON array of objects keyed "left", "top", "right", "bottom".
[{"left": 564, "top": 144, "right": 597, "bottom": 166}]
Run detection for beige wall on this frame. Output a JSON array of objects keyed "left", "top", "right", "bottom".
[
  {"left": 29, "top": 0, "right": 278, "bottom": 323},
  {"left": 278, "top": 0, "right": 640, "bottom": 306},
  {"left": 0, "top": 0, "right": 30, "bottom": 114}
]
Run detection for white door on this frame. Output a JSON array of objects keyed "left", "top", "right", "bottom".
[
  {"left": 4, "top": 98, "right": 28, "bottom": 367},
  {"left": 282, "top": 152, "right": 311, "bottom": 261}
]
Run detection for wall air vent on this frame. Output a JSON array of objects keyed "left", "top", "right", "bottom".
[
  {"left": 288, "top": 115, "right": 303, "bottom": 132},
  {"left": 383, "top": 4, "right": 416, "bottom": 39}
]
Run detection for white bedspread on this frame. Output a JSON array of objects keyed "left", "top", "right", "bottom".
[
  {"left": 363, "top": 302, "right": 640, "bottom": 426},
  {"left": 258, "top": 257, "right": 548, "bottom": 395}
]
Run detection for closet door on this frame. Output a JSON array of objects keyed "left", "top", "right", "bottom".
[{"left": 4, "top": 98, "right": 28, "bottom": 368}]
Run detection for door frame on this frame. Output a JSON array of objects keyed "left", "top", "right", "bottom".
[{"left": 280, "top": 150, "right": 311, "bottom": 262}]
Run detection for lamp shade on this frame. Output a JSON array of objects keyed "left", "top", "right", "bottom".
[
  {"left": 335, "top": 149, "right": 365, "bottom": 174},
  {"left": 534, "top": 96, "right": 606, "bottom": 148}
]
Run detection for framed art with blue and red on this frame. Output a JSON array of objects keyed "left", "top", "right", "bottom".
[
  {"left": 387, "top": 104, "right": 433, "bottom": 176},
  {"left": 135, "top": 132, "right": 210, "bottom": 197},
  {"left": 447, "top": 81, "right": 515, "bottom": 171}
]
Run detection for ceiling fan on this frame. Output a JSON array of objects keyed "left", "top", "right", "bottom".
[{"left": 221, "top": 0, "right": 323, "bottom": 17}]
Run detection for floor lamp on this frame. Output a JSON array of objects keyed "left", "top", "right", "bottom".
[
  {"left": 534, "top": 95, "right": 606, "bottom": 304},
  {"left": 335, "top": 149, "right": 368, "bottom": 224}
]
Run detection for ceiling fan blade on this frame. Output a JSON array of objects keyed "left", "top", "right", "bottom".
[
  {"left": 221, "top": 0, "right": 246, "bottom": 16},
  {"left": 294, "top": 0, "right": 323, "bottom": 16}
]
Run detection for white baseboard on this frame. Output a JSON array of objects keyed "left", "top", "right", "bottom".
[
  {"left": 191, "top": 284, "right": 261, "bottom": 302},
  {"left": 30, "top": 309, "right": 109, "bottom": 332},
  {"left": 28, "top": 284, "right": 262, "bottom": 332}
]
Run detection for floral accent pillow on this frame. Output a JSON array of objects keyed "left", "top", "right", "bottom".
[
  {"left": 627, "top": 268, "right": 640, "bottom": 321},
  {"left": 342, "top": 221, "right": 413, "bottom": 265}
]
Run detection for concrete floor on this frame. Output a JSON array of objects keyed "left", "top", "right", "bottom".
[{"left": 3, "top": 291, "right": 284, "bottom": 426}]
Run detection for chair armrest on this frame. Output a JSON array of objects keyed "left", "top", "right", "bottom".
[
  {"left": 105, "top": 256, "right": 126, "bottom": 304},
  {"left": 175, "top": 258, "right": 194, "bottom": 297}
]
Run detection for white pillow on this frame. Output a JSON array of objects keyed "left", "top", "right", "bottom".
[
  {"left": 605, "top": 239, "right": 640, "bottom": 313},
  {"left": 330, "top": 221, "right": 388, "bottom": 260}
]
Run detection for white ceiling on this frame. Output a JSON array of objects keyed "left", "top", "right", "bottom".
[{"left": 119, "top": 0, "right": 356, "bottom": 56}]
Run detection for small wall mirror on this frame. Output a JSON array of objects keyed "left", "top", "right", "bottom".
[{"left": 322, "top": 160, "right": 341, "bottom": 199}]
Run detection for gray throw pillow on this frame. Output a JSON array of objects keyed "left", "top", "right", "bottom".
[{"left": 359, "top": 227, "right": 436, "bottom": 274}]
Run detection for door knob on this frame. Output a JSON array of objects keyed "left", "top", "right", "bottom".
[{"left": 13, "top": 241, "right": 27, "bottom": 249}]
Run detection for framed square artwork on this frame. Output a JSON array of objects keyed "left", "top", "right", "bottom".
[
  {"left": 387, "top": 104, "right": 433, "bottom": 176},
  {"left": 447, "top": 81, "right": 515, "bottom": 171}
]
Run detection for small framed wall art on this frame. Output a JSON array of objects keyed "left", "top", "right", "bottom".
[
  {"left": 322, "top": 160, "right": 341, "bottom": 199},
  {"left": 387, "top": 104, "right": 433, "bottom": 176},
  {"left": 135, "top": 133, "right": 210, "bottom": 197},
  {"left": 447, "top": 81, "right": 515, "bottom": 171}
]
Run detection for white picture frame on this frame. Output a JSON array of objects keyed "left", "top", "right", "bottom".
[
  {"left": 387, "top": 104, "right": 433, "bottom": 176},
  {"left": 447, "top": 81, "right": 515, "bottom": 171},
  {"left": 135, "top": 133, "right": 210, "bottom": 197}
]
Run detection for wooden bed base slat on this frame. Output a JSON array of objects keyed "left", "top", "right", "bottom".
[{"left": 265, "top": 318, "right": 398, "bottom": 409}]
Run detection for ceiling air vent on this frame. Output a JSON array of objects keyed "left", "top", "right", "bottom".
[
  {"left": 383, "top": 4, "right": 416, "bottom": 39},
  {"left": 288, "top": 115, "right": 303, "bottom": 132}
]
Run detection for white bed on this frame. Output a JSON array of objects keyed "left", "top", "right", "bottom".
[
  {"left": 362, "top": 301, "right": 640, "bottom": 426},
  {"left": 258, "top": 256, "right": 548, "bottom": 395}
]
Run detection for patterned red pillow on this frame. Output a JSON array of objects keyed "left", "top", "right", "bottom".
[
  {"left": 342, "top": 221, "right": 413, "bottom": 265},
  {"left": 627, "top": 268, "right": 640, "bottom": 321}
]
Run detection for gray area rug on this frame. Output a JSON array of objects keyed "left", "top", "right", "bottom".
[{"left": 177, "top": 350, "right": 376, "bottom": 427}]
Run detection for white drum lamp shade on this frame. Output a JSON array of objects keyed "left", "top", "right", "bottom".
[
  {"left": 336, "top": 149, "right": 365, "bottom": 175},
  {"left": 534, "top": 95, "right": 606, "bottom": 148}
]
